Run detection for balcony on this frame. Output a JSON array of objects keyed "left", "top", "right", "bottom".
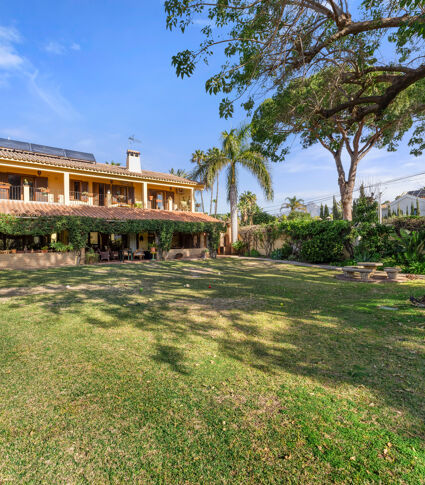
[
  {"left": 0, "top": 183, "right": 198, "bottom": 212},
  {"left": 0, "top": 184, "right": 53, "bottom": 203}
]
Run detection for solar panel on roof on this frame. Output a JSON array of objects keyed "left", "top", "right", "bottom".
[
  {"left": 0, "top": 137, "right": 96, "bottom": 163},
  {"left": 0, "top": 138, "right": 31, "bottom": 151},
  {"left": 65, "top": 149, "right": 96, "bottom": 163},
  {"left": 30, "top": 143, "right": 66, "bottom": 157}
]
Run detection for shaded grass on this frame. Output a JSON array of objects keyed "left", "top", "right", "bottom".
[{"left": 0, "top": 258, "right": 424, "bottom": 483}]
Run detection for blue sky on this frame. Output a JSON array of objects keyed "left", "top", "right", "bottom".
[{"left": 0, "top": 1, "right": 424, "bottom": 214}]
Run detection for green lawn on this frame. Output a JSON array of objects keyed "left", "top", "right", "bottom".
[{"left": 0, "top": 259, "right": 424, "bottom": 484}]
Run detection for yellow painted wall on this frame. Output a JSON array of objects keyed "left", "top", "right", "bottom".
[{"left": 0, "top": 158, "right": 200, "bottom": 210}]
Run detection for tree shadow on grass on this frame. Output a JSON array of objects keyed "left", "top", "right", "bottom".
[{"left": 11, "top": 258, "right": 425, "bottom": 439}]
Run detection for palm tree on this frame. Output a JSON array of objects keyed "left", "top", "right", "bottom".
[
  {"left": 190, "top": 150, "right": 207, "bottom": 213},
  {"left": 169, "top": 168, "right": 189, "bottom": 178},
  {"left": 238, "top": 191, "right": 258, "bottom": 225},
  {"left": 195, "top": 126, "right": 273, "bottom": 243},
  {"left": 281, "top": 196, "right": 306, "bottom": 214}
]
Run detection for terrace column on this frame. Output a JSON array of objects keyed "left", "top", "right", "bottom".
[
  {"left": 143, "top": 182, "right": 148, "bottom": 209},
  {"left": 63, "top": 172, "right": 70, "bottom": 205},
  {"left": 190, "top": 188, "right": 195, "bottom": 212},
  {"left": 23, "top": 185, "right": 30, "bottom": 202}
]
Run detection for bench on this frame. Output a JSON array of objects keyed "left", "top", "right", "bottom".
[
  {"left": 384, "top": 267, "right": 400, "bottom": 281},
  {"left": 342, "top": 266, "right": 374, "bottom": 281}
]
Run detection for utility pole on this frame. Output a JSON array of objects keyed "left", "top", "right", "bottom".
[{"left": 378, "top": 190, "right": 382, "bottom": 223}]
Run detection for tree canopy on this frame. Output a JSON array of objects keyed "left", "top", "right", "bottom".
[{"left": 165, "top": 0, "right": 425, "bottom": 123}]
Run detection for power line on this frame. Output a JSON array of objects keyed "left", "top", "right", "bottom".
[{"left": 260, "top": 170, "right": 425, "bottom": 214}]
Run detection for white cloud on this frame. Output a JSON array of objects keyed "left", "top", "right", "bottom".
[
  {"left": 44, "top": 40, "right": 81, "bottom": 55},
  {"left": 0, "top": 45, "right": 23, "bottom": 68},
  {"left": 0, "top": 25, "right": 78, "bottom": 119},
  {"left": 0, "top": 26, "right": 24, "bottom": 69},
  {"left": 0, "top": 26, "right": 21, "bottom": 43},
  {"left": 27, "top": 70, "right": 78, "bottom": 120},
  {"left": 44, "top": 41, "right": 66, "bottom": 55}
]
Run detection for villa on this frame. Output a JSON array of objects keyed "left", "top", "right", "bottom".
[{"left": 0, "top": 138, "right": 220, "bottom": 268}]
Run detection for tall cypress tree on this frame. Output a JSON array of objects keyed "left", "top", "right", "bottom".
[
  {"left": 324, "top": 204, "right": 330, "bottom": 218},
  {"left": 320, "top": 204, "right": 324, "bottom": 219},
  {"left": 416, "top": 198, "right": 421, "bottom": 216},
  {"left": 332, "top": 196, "right": 341, "bottom": 220}
]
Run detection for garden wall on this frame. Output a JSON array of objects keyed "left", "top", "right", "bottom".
[{"left": 0, "top": 251, "right": 79, "bottom": 270}]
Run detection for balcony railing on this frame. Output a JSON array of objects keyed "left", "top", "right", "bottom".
[
  {"left": 0, "top": 185, "right": 197, "bottom": 212},
  {"left": 0, "top": 185, "right": 61, "bottom": 203}
]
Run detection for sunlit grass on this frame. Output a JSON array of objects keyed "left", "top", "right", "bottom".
[{"left": 0, "top": 259, "right": 424, "bottom": 483}]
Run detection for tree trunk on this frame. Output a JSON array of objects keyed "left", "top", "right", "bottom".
[
  {"left": 334, "top": 152, "right": 359, "bottom": 221},
  {"left": 214, "top": 175, "right": 219, "bottom": 216},
  {"left": 209, "top": 180, "right": 214, "bottom": 215},
  {"left": 200, "top": 191, "right": 205, "bottom": 213},
  {"left": 229, "top": 183, "right": 238, "bottom": 244}
]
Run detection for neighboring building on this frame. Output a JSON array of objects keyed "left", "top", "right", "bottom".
[
  {"left": 385, "top": 189, "right": 425, "bottom": 217},
  {"left": 0, "top": 137, "right": 219, "bottom": 260},
  {"left": 306, "top": 202, "right": 320, "bottom": 218}
]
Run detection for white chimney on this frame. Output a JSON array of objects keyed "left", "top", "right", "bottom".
[{"left": 126, "top": 149, "right": 141, "bottom": 172}]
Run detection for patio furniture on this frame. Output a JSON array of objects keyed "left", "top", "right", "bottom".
[
  {"left": 356, "top": 262, "right": 383, "bottom": 274},
  {"left": 342, "top": 266, "right": 374, "bottom": 282},
  {"left": 98, "top": 249, "right": 110, "bottom": 262},
  {"left": 110, "top": 250, "right": 119, "bottom": 260},
  {"left": 134, "top": 250, "right": 145, "bottom": 260},
  {"left": 384, "top": 267, "right": 400, "bottom": 281},
  {"left": 123, "top": 248, "right": 134, "bottom": 261}
]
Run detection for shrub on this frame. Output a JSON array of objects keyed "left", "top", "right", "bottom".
[
  {"left": 271, "top": 243, "right": 293, "bottom": 260},
  {"left": 354, "top": 223, "right": 393, "bottom": 260},
  {"left": 85, "top": 250, "right": 100, "bottom": 264},
  {"left": 392, "top": 229, "right": 425, "bottom": 264},
  {"left": 249, "top": 249, "right": 261, "bottom": 257},
  {"left": 282, "top": 220, "right": 352, "bottom": 263},
  {"left": 270, "top": 248, "right": 283, "bottom": 260},
  {"left": 402, "top": 261, "right": 425, "bottom": 274},
  {"left": 50, "top": 241, "right": 73, "bottom": 252},
  {"left": 232, "top": 240, "right": 247, "bottom": 255}
]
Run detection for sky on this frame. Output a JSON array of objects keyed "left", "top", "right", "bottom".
[{"left": 0, "top": 0, "right": 424, "bottom": 214}]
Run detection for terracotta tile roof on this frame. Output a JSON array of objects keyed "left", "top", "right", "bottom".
[
  {"left": 0, "top": 147, "right": 199, "bottom": 186},
  {"left": 0, "top": 200, "right": 220, "bottom": 223}
]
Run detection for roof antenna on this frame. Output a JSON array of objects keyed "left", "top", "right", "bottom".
[{"left": 128, "top": 135, "right": 141, "bottom": 148}]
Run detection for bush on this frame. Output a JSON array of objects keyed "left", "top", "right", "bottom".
[
  {"left": 402, "top": 261, "right": 425, "bottom": 274},
  {"left": 270, "top": 243, "right": 293, "bottom": 260},
  {"left": 85, "top": 248, "right": 100, "bottom": 264},
  {"left": 249, "top": 249, "right": 261, "bottom": 257},
  {"left": 354, "top": 223, "right": 393, "bottom": 260},
  {"left": 282, "top": 220, "right": 352, "bottom": 263},
  {"left": 50, "top": 241, "right": 74, "bottom": 252},
  {"left": 232, "top": 240, "right": 247, "bottom": 255}
]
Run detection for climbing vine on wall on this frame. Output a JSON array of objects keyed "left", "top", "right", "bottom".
[{"left": 0, "top": 214, "right": 225, "bottom": 256}]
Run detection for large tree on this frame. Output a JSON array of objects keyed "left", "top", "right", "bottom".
[
  {"left": 166, "top": 0, "right": 425, "bottom": 219},
  {"left": 281, "top": 196, "right": 306, "bottom": 214},
  {"left": 193, "top": 126, "right": 273, "bottom": 242},
  {"left": 190, "top": 150, "right": 207, "bottom": 212},
  {"left": 251, "top": 71, "right": 425, "bottom": 219},
  {"left": 238, "top": 190, "right": 259, "bottom": 224},
  {"left": 166, "top": 0, "right": 425, "bottom": 121}
]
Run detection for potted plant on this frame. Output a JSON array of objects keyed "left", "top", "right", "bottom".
[
  {"left": 201, "top": 249, "right": 209, "bottom": 259},
  {"left": 41, "top": 246, "right": 49, "bottom": 253},
  {"left": 23, "top": 178, "right": 30, "bottom": 186},
  {"left": 148, "top": 195, "right": 154, "bottom": 201},
  {"left": 39, "top": 187, "right": 50, "bottom": 193},
  {"left": 11, "top": 249, "right": 17, "bottom": 254}
]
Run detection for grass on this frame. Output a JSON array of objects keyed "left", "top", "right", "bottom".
[{"left": 0, "top": 258, "right": 424, "bottom": 484}]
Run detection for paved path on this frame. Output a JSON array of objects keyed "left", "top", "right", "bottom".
[{"left": 218, "top": 255, "right": 342, "bottom": 270}]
